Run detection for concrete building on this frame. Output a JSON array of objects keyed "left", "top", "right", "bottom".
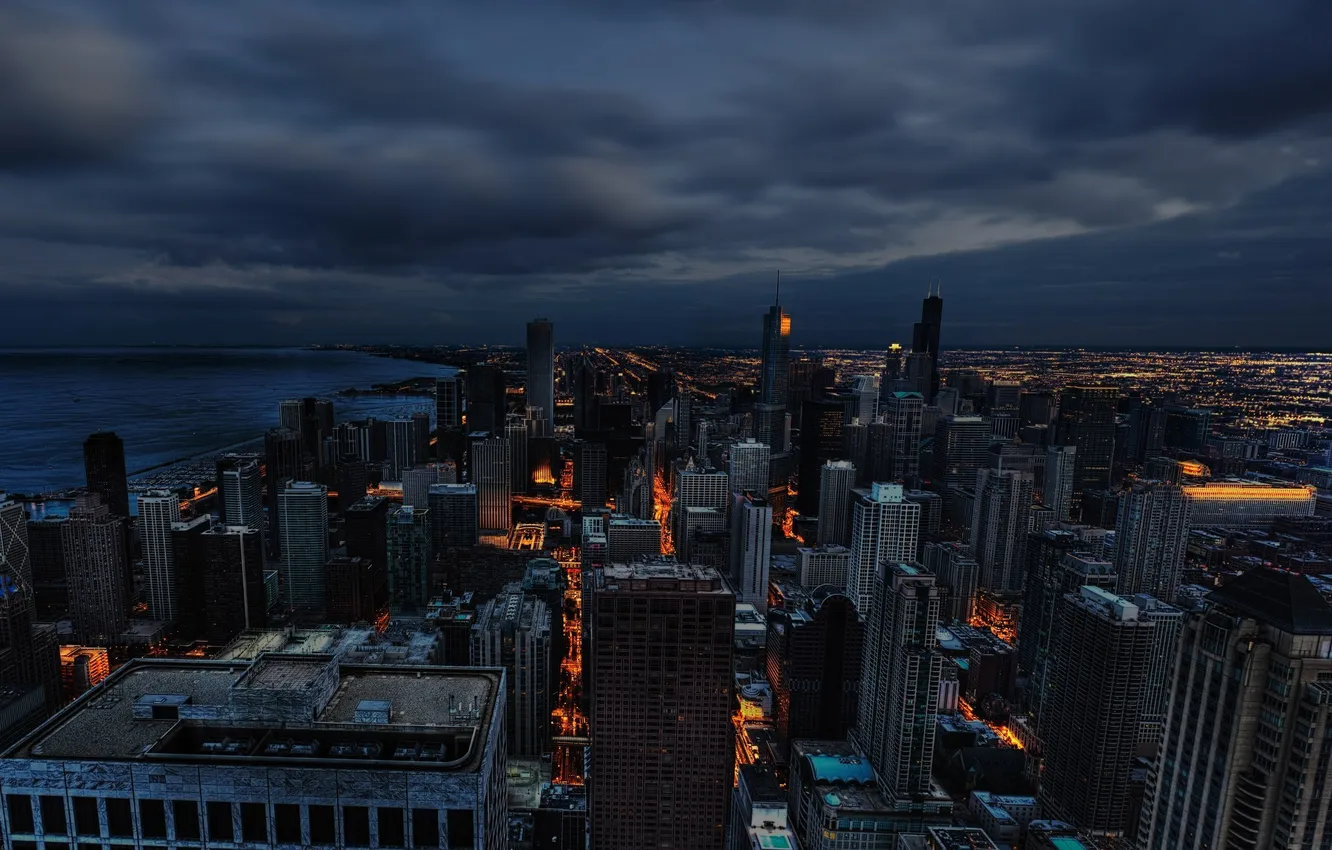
[
  {"left": 471, "top": 434, "right": 512, "bottom": 534},
  {"left": 1044, "top": 445, "right": 1077, "bottom": 522},
  {"left": 402, "top": 463, "right": 448, "bottom": 509},
  {"left": 62, "top": 496, "right": 129, "bottom": 644},
  {"left": 386, "top": 505, "right": 432, "bottom": 612},
  {"left": 797, "top": 544, "right": 852, "bottom": 589},
  {"left": 277, "top": 481, "right": 329, "bottom": 612},
  {"left": 1138, "top": 568, "right": 1332, "bottom": 849},
  {"left": 847, "top": 484, "right": 921, "bottom": 615},
  {"left": 588, "top": 562, "right": 734, "bottom": 850},
  {"left": 471, "top": 583, "right": 551, "bottom": 758},
  {"left": 606, "top": 516, "right": 662, "bottom": 564},
  {"left": 525, "top": 319, "right": 555, "bottom": 433},
  {"left": 1181, "top": 480, "right": 1317, "bottom": 528},
  {"left": 816, "top": 460, "right": 857, "bottom": 546},
  {"left": 1055, "top": 386, "right": 1118, "bottom": 518},
  {"left": 435, "top": 374, "right": 463, "bottom": 431},
  {"left": 881, "top": 391, "right": 925, "bottom": 482},
  {"left": 199, "top": 525, "right": 267, "bottom": 644},
  {"left": 1114, "top": 480, "right": 1190, "bottom": 603},
  {"left": 729, "top": 765, "right": 797, "bottom": 850},
  {"left": 766, "top": 584, "right": 863, "bottom": 745},
  {"left": 922, "top": 540, "right": 979, "bottom": 624},
  {"left": 0, "top": 655, "right": 507, "bottom": 849},
  {"left": 137, "top": 490, "right": 181, "bottom": 622},
  {"left": 217, "top": 455, "right": 264, "bottom": 535},
  {"left": 575, "top": 440, "right": 608, "bottom": 510},
  {"left": 730, "top": 492, "right": 773, "bottom": 612},
  {"left": 427, "top": 484, "right": 479, "bottom": 549},
  {"left": 729, "top": 439, "right": 772, "bottom": 495},
  {"left": 82, "top": 431, "right": 129, "bottom": 520},
  {"left": 1132, "top": 593, "right": 1183, "bottom": 747},
  {"left": 970, "top": 469, "right": 1035, "bottom": 593}
]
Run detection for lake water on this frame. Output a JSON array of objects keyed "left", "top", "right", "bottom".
[{"left": 0, "top": 347, "right": 453, "bottom": 496}]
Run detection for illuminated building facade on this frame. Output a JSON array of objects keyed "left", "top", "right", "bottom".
[
  {"left": 471, "top": 434, "right": 512, "bottom": 534},
  {"left": 1181, "top": 480, "right": 1317, "bottom": 528}
]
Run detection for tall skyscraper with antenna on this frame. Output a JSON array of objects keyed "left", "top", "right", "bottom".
[
  {"left": 757, "top": 273, "right": 791, "bottom": 451},
  {"left": 911, "top": 283, "right": 944, "bottom": 403}
]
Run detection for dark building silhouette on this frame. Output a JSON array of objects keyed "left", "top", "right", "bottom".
[
  {"left": 798, "top": 398, "right": 846, "bottom": 517},
  {"left": 170, "top": 516, "right": 210, "bottom": 642},
  {"left": 575, "top": 440, "right": 609, "bottom": 510},
  {"left": 911, "top": 288, "right": 943, "bottom": 402},
  {"left": 465, "top": 364, "right": 507, "bottom": 435},
  {"left": 766, "top": 584, "right": 864, "bottom": 746},
  {"left": 263, "top": 427, "right": 307, "bottom": 558},
  {"left": 82, "top": 431, "right": 129, "bottom": 519},
  {"left": 336, "top": 456, "right": 371, "bottom": 513},
  {"left": 26, "top": 517, "right": 67, "bottom": 616},
  {"left": 199, "top": 525, "right": 267, "bottom": 645},
  {"left": 326, "top": 555, "right": 388, "bottom": 625},
  {"left": 344, "top": 496, "right": 391, "bottom": 572},
  {"left": 589, "top": 562, "right": 734, "bottom": 850},
  {"left": 526, "top": 319, "right": 556, "bottom": 431},
  {"left": 1055, "top": 386, "right": 1118, "bottom": 519}
]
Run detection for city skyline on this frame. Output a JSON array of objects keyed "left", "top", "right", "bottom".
[{"left": 2, "top": 3, "right": 1330, "bottom": 347}]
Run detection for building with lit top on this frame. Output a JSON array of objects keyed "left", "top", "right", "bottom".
[
  {"left": 1181, "top": 480, "right": 1316, "bottom": 528},
  {"left": 0, "top": 655, "right": 507, "bottom": 849}
]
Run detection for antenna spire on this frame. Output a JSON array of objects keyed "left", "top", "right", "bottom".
[{"left": 775, "top": 270, "right": 781, "bottom": 307}]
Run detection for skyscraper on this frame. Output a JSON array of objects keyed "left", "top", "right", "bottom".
[
  {"left": 263, "top": 426, "right": 306, "bottom": 559},
  {"left": 526, "top": 319, "right": 555, "bottom": 432},
  {"left": 767, "top": 584, "right": 864, "bottom": 745},
  {"left": 1043, "top": 445, "right": 1077, "bottom": 522},
  {"left": 199, "top": 525, "right": 267, "bottom": 644},
  {"left": 345, "top": 495, "right": 391, "bottom": 570},
  {"left": 62, "top": 496, "right": 128, "bottom": 643},
  {"left": 1055, "top": 386, "right": 1118, "bottom": 517},
  {"left": 471, "top": 434, "right": 512, "bottom": 534},
  {"left": 856, "top": 562, "right": 947, "bottom": 806},
  {"left": 933, "top": 414, "right": 991, "bottom": 492},
  {"left": 82, "top": 431, "right": 129, "bottom": 520},
  {"left": 1138, "top": 569, "right": 1332, "bottom": 849},
  {"left": 1038, "top": 586, "right": 1155, "bottom": 833},
  {"left": 911, "top": 286, "right": 943, "bottom": 402},
  {"left": 969, "top": 468, "right": 1035, "bottom": 592},
  {"left": 217, "top": 454, "right": 263, "bottom": 532},
  {"left": 277, "top": 481, "right": 328, "bottom": 612},
  {"left": 384, "top": 418, "right": 418, "bottom": 480},
  {"left": 428, "top": 484, "right": 479, "bottom": 549},
  {"left": 1132, "top": 593, "right": 1183, "bottom": 747},
  {"left": 882, "top": 391, "right": 925, "bottom": 482},
  {"left": 402, "top": 462, "right": 446, "bottom": 508},
  {"left": 815, "top": 460, "right": 857, "bottom": 546},
  {"left": 846, "top": 483, "right": 921, "bottom": 614},
  {"left": 730, "top": 491, "right": 773, "bottom": 611},
  {"left": 922, "top": 539, "right": 979, "bottom": 624},
  {"left": 435, "top": 374, "right": 463, "bottom": 431},
  {"left": 472, "top": 583, "right": 552, "bottom": 757},
  {"left": 759, "top": 298, "right": 791, "bottom": 411},
  {"left": 1113, "top": 480, "right": 1190, "bottom": 602},
  {"left": 506, "top": 417, "right": 529, "bottom": 495},
  {"left": 170, "top": 515, "right": 210, "bottom": 640},
  {"left": 589, "top": 562, "right": 734, "bottom": 850},
  {"left": 0, "top": 495, "right": 57, "bottom": 712},
  {"left": 465, "top": 364, "right": 507, "bottom": 435},
  {"left": 325, "top": 555, "right": 387, "bottom": 625},
  {"left": 137, "top": 489, "right": 181, "bottom": 622},
  {"left": 798, "top": 398, "right": 846, "bottom": 517},
  {"left": 850, "top": 374, "right": 879, "bottom": 424},
  {"left": 575, "top": 440, "right": 608, "bottom": 510},
  {"left": 386, "top": 504, "right": 432, "bottom": 611},
  {"left": 605, "top": 516, "right": 661, "bottom": 563},
  {"left": 728, "top": 438, "right": 771, "bottom": 494}
]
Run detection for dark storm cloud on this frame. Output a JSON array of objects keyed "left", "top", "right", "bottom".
[{"left": 0, "top": 0, "right": 1329, "bottom": 344}]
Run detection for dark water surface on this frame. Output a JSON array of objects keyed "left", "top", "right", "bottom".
[{"left": 0, "top": 347, "right": 451, "bottom": 495}]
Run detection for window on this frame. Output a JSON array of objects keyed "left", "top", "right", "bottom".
[
  {"left": 446, "top": 809, "right": 474, "bottom": 848},
  {"left": 309, "top": 805, "right": 336, "bottom": 845},
  {"left": 72, "top": 797, "right": 100, "bottom": 836},
  {"left": 174, "top": 800, "right": 201, "bottom": 841},
  {"left": 412, "top": 809, "right": 440, "bottom": 848},
  {"left": 343, "top": 806, "right": 370, "bottom": 847},
  {"left": 274, "top": 803, "right": 302, "bottom": 844},
  {"left": 207, "top": 801, "right": 234, "bottom": 842},
  {"left": 140, "top": 799, "right": 167, "bottom": 839},
  {"left": 241, "top": 802, "right": 268, "bottom": 843},
  {"left": 40, "top": 796, "right": 67, "bottom": 834},
  {"left": 6, "top": 795, "right": 34, "bottom": 834},
  {"left": 106, "top": 798, "right": 133, "bottom": 837},
  {"left": 378, "top": 808, "right": 406, "bottom": 848},
  {"left": 12, "top": 842, "right": 37, "bottom": 850}
]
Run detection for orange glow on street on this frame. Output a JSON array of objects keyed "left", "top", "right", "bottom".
[
  {"left": 959, "top": 698, "right": 1024, "bottom": 751},
  {"left": 551, "top": 555, "right": 588, "bottom": 785},
  {"left": 653, "top": 470, "right": 674, "bottom": 555}
]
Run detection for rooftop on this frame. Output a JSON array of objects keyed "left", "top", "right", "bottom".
[{"left": 1209, "top": 568, "right": 1332, "bottom": 635}]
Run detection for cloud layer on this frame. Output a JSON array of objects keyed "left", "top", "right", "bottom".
[{"left": 2, "top": 0, "right": 1329, "bottom": 346}]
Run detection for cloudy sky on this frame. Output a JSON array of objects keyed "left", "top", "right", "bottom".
[{"left": 3, "top": 1, "right": 1330, "bottom": 348}]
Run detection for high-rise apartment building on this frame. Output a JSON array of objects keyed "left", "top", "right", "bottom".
[
  {"left": 1114, "top": 480, "right": 1190, "bottom": 603},
  {"left": 526, "top": 319, "right": 555, "bottom": 433},
  {"left": 82, "top": 431, "right": 129, "bottom": 519},
  {"left": 471, "top": 434, "right": 512, "bottom": 534},
  {"left": 472, "top": 583, "right": 551, "bottom": 758},
  {"left": 199, "top": 525, "right": 267, "bottom": 644},
  {"left": 933, "top": 414, "right": 992, "bottom": 491},
  {"left": 217, "top": 454, "right": 264, "bottom": 539},
  {"left": 169, "top": 515, "right": 210, "bottom": 641},
  {"left": 263, "top": 427, "right": 307, "bottom": 559},
  {"left": 277, "top": 481, "right": 329, "bottom": 612},
  {"left": 766, "top": 584, "right": 863, "bottom": 745},
  {"left": 427, "top": 484, "right": 479, "bottom": 549},
  {"left": 759, "top": 302, "right": 791, "bottom": 411},
  {"left": 882, "top": 391, "right": 924, "bottom": 482},
  {"left": 384, "top": 419, "right": 418, "bottom": 481},
  {"left": 589, "top": 562, "right": 734, "bottom": 850},
  {"left": 1055, "top": 386, "right": 1118, "bottom": 517},
  {"left": 137, "top": 490, "right": 181, "bottom": 622},
  {"left": 1043, "top": 445, "right": 1077, "bottom": 522},
  {"left": 436, "top": 374, "right": 463, "bottom": 431},
  {"left": 575, "top": 440, "right": 608, "bottom": 510},
  {"left": 922, "top": 539, "right": 979, "bottom": 624},
  {"left": 605, "top": 516, "right": 661, "bottom": 563},
  {"left": 1132, "top": 593, "right": 1183, "bottom": 747},
  {"left": 62, "top": 496, "right": 128, "bottom": 643},
  {"left": 846, "top": 484, "right": 921, "bottom": 615},
  {"left": 730, "top": 492, "right": 773, "bottom": 611},
  {"left": 798, "top": 398, "right": 847, "bottom": 517},
  {"left": 970, "top": 469, "right": 1035, "bottom": 593},
  {"left": 1039, "top": 586, "right": 1155, "bottom": 833},
  {"left": 729, "top": 438, "right": 771, "bottom": 494},
  {"left": 386, "top": 505, "right": 432, "bottom": 611},
  {"left": 797, "top": 544, "right": 852, "bottom": 589},
  {"left": 816, "top": 460, "right": 857, "bottom": 546},
  {"left": 674, "top": 467, "right": 729, "bottom": 553},
  {"left": 401, "top": 463, "right": 445, "bottom": 508},
  {"left": 1138, "top": 569, "right": 1332, "bottom": 849}
]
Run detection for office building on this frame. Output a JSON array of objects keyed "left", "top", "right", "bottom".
[
  {"left": 729, "top": 766, "right": 798, "bottom": 850},
  {"left": 0, "top": 655, "right": 506, "bottom": 849},
  {"left": 1055, "top": 387, "right": 1118, "bottom": 518},
  {"left": 325, "top": 555, "right": 388, "bottom": 626},
  {"left": 1181, "top": 480, "right": 1317, "bottom": 527},
  {"left": 0, "top": 497, "right": 31, "bottom": 592},
  {"left": 62, "top": 496, "right": 129, "bottom": 644},
  {"left": 263, "top": 427, "right": 307, "bottom": 559},
  {"left": 606, "top": 516, "right": 661, "bottom": 563},
  {"left": 472, "top": 583, "right": 552, "bottom": 757},
  {"left": 797, "top": 544, "right": 852, "bottom": 589},
  {"left": 846, "top": 484, "right": 921, "bottom": 614},
  {"left": 1138, "top": 569, "right": 1332, "bottom": 849},
  {"left": 767, "top": 584, "right": 863, "bottom": 745},
  {"left": 216, "top": 454, "right": 264, "bottom": 531},
  {"left": 674, "top": 467, "right": 729, "bottom": 554},
  {"left": 1044, "top": 445, "right": 1077, "bottom": 522},
  {"left": 169, "top": 515, "right": 210, "bottom": 641},
  {"left": 729, "top": 438, "right": 771, "bottom": 494},
  {"left": 277, "top": 481, "right": 329, "bottom": 612},
  {"left": 466, "top": 364, "right": 507, "bottom": 435},
  {"left": 911, "top": 287, "right": 944, "bottom": 402},
  {"left": 790, "top": 740, "right": 918, "bottom": 850},
  {"left": 0, "top": 497, "right": 59, "bottom": 717},
  {"left": 525, "top": 319, "right": 555, "bottom": 431},
  {"left": 816, "top": 460, "right": 857, "bottom": 546},
  {"left": 856, "top": 563, "right": 947, "bottom": 806},
  {"left": 427, "top": 484, "right": 479, "bottom": 549},
  {"left": 759, "top": 301, "right": 791, "bottom": 412},
  {"left": 575, "top": 440, "right": 608, "bottom": 510},
  {"left": 82, "top": 431, "right": 129, "bottom": 519},
  {"left": 1114, "top": 480, "right": 1190, "bottom": 603},
  {"left": 589, "top": 562, "right": 734, "bottom": 850},
  {"left": 386, "top": 505, "right": 432, "bottom": 611},
  {"left": 401, "top": 463, "right": 444, "bottom": 508},
  {"left": 922, "top": 540, "right": 979, "bottom": 624},
  {"left": 1039, "top": 586, "right": 1155, "bottom": 833},
  {"left": 798, "top": 398, "right": 847, "bottom": 517},
  {"left": 435, "top": 374, "right": 463, "bottom": 431},
  {"left": 137, "top": 490, "right": 181, "bottom": 622},
  {"left": 970, "top": 469, "right": 1035, "bottom": 593},
  {"left": 471, "top": 434, "right": 512, "bottom": 534},
  {"left": 199, "top": 525, "right": 267, "bottom": 644},
  {"left": 679, "top": 506, "right": 725, "bottom": 563},
  {"left": 933, "top": 414, "right": 991, "bottom": 491},
  {"left": 1132, "top": 594, "right": 1183, "bottom": 747},
  {"left": 25, "top": 515, "right": 66, "bottom": 615},
  {"left": 344, "top": 495, "right": 390, "bottom": 571},
  {"left": 383, "top": 419, "right": 418, "bottom": 481},
  {"left": 730, "top": 492, "right": 773, "bottom": 611},
  {"left": 881, "top": 391, "right": 925, "bottom": 481},
  {"left": 850, "top": 374, "right": 879, "bottom": 424}
]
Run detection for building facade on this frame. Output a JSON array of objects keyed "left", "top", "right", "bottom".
[{"left": 846, "top": 484, "right": 921, "bottom": 615}]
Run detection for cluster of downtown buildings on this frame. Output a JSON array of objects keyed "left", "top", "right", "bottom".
[{"left": 1, "top": 304, "right": 1331, "bottom": 850}]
